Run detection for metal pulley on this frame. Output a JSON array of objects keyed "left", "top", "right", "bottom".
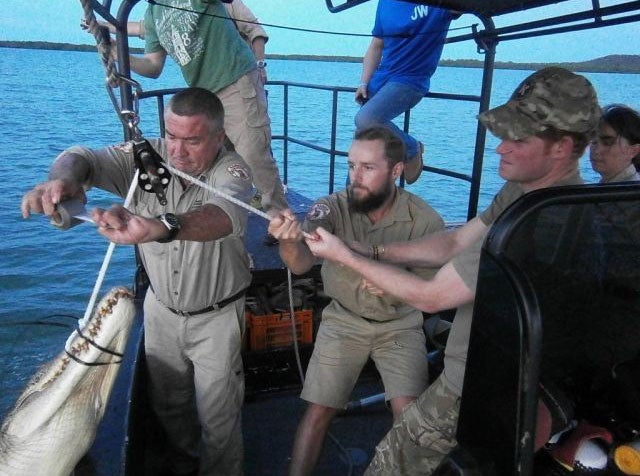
[{"left": 132, "top": 139, "right": 171, "bottom": 205}]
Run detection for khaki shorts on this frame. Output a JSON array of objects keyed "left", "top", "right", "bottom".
[{"left": 301, "top": 303, "right": 428, "bottom": 409}]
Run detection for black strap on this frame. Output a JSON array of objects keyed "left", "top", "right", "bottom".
[
  {"left": 64, "top": 324, "right": 124, "bottom": 366},
  {"left": 165, "top": 288, "right": 247, "bottom": 317}
]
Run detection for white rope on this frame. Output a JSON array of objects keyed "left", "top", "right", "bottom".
[
  {"left": 65, "top": 170, "right": 140, "bottom": 350},
  {"left": 162, "top": 161, "right": 271, "bottom": 220}
]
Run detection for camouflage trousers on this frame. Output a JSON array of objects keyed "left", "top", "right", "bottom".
[{"left": 365, "top": 375, "right": 461, "bottom": 476}]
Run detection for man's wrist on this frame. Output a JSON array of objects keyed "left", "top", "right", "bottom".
[
  {"left": 138, "top": 20, "right": 145, "bottom": 40},
  {"left": 369, "top": 244, "right": 386, "bottom": 261},
  {"left": 156, "top": 213, "right": 181, "bottom": 243}
]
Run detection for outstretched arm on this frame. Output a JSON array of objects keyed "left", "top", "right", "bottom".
[
  {"left": 305, "top": 227, "right": 475, "bottom": 313},
  {"left": 21, "top": 151, "right": 91, "bottom": 219},
  {"left": 86, "top": 20, "right": 145, "bottom": 38},
  {"left": 92, "top": 203, "right": 233, "bottom": 245},
  {"left": 378, "top": 217, "right": 488, "bottom": 268},
  {"left": 82, "top": 19, "right": 163, "bottom": 77}
]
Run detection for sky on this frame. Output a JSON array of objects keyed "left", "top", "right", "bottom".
[{"left": 0, "top": 0, "right": 637, "bottom": 63}]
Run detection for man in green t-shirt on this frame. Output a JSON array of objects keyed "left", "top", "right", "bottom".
[
  {"left": 128, "top": 0, "right": 287, "bottom": 213},
  {"left": 297, "top": 67, "right": 601, "bottom": 475}
]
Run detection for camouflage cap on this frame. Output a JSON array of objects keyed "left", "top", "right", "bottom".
[{"left": 478, "top": 67, "right": 600, "bottom": 140}]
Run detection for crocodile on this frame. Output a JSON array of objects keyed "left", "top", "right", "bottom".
[{"left": 0, "top": 287, "right": 136, "bottom": 476}]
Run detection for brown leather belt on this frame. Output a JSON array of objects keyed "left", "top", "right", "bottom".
[{"left": 165, "top": 288, "right": 247, "bottom": 317}]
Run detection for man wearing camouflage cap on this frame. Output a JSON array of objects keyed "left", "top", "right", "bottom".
[{"left": 297, "top": 67, "right": 600, "bottom": 475}]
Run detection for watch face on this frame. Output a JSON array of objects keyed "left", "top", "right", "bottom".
[{"left": 163, "top": 213, "right": 180, "bottom": 229}]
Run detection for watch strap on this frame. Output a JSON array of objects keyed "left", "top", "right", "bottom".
[{"left": 156, "top": 213, "right": 180, "bottom": 243}]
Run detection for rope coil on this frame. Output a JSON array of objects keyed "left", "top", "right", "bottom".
[{"left": 79, "top": 0, "right": 119, "bottom": 87}]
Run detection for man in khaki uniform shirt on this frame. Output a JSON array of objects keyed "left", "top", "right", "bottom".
[
  {"left": 300, "top": 67, "right": 601, "bottom": 475},
  {"left": 21, "top": 88, "right": 253, "bottom": 476},
  {"left": 268, "top": 126, "right": 444, "bottom": 475}
]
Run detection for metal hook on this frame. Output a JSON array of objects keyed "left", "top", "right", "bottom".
[
  {"left": 104, "top": 73, "right": 145, "bottom": 139},
  {"left": 120, "top": 110, "right": 142, "bottom": 140}
]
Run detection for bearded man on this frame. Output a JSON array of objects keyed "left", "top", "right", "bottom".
[{"left": 267, "top": 125, "right": 444, "bottom": 475}]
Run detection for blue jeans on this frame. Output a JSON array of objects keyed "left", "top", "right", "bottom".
[{"left": 355, "top": 81, "right": 425, "bottom": 161}]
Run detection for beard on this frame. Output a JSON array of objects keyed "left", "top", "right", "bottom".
[{"left": 347, "top": 181, "right": 394, "bottom": 214}]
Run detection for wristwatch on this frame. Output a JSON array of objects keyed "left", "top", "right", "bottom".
[
  {"left": 156, "top": 213, "right": 181, "bottom": 243},
  {"left": 256, "top": 60, "right": 267, "bottom": 69}
]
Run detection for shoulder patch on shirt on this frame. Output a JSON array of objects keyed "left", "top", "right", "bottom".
[
  {"left": 306, "top": 203, "right": 330, "bottom": 221},
  {"left": 227, "top": 163, "right": 250, "bottom": 180},
  {"left": 113, "top": 141, "right": 134, "bottom": 154}
]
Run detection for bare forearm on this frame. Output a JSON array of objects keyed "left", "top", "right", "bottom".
[
  {"left": 252, "top": 37, "right": 266, "bottom": 61},
  {"left": 279, "top": 241, "right": 316, "bottom": 275},
  {"left": 360, "top": 39, "right": 382, "bottom": 84},
  {"left": 128, "top": 53, "right": 164, "bottom": 78},
  {"left": 341, "top": 251, "right": 449, "bottom": 313},
  {"left": 49, "top": 152, "right": 91, "bottom": 186},
  {"left": 177, "top": 205, "right": 233, "bottom": 242},
  {"left": 382, "top": 217, "right": 489, "bottom": 268},
  {"left": 382, "top": 231, "right": 457, "bottom": 268}
]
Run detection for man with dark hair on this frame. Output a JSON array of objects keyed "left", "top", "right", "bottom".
[
  {"left": 268, "top": 125, "right": 444, "bottom": 475},
  {"left": 298, "top": 67, "right": 601, "bottom": 475},
  {"left": 21, "top": 87, "right": 253, "bottom": 475},
  {"left": 590, "top": 103, "right": 640, "bottom": 182}
]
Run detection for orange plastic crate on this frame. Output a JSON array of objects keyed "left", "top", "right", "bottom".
[{"left": 248, "top": 309, "right": 313, "bottom": 351}]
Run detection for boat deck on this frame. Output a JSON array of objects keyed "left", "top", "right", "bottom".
[{"left": 243, "top": 380, "right": 392, "bottom": 476}]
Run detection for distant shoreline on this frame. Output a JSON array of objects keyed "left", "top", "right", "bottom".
[{"left": 1, "top": 40, "right": 639, "bottom": 74}]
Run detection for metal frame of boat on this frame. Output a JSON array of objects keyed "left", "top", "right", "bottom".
[{"left": 76, "top": 1, "right": 640, "bottom": 475}]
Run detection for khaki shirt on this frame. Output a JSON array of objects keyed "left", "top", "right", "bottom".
[
  {"left": 64, "top": 139, "right": 253, "bottom": 312},
  {"left": 443, "top": 171, "right": 583, "bottom": 395},
  {"left": 303, "top": 187, "right": 444, "bottom": 322}
]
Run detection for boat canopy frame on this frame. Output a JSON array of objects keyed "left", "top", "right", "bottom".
[{"left": 87, "top": 0, "right": 640, "bottom": 220}]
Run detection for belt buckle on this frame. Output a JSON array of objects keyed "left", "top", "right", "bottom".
[{"left": 174, "top": 309, "right": 191, "bottom": 317}]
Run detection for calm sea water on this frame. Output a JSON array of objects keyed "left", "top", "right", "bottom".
[{"left": 0, "top": 47, "right": 639, "bottom": 419}]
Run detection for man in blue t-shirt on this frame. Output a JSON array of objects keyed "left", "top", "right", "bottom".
[{"left": 355, "top": 0, "right": 456, "bottom": 184}]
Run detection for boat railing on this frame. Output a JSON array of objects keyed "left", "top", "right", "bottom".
[{"left": 138, "top": 80, "right": 486, "bottom": 215}]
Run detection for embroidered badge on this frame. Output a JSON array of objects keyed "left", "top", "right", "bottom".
[
  {"left": 307, "top": 203, "right": 330, "bottom": 221},
  {"left": 227, "top": 164, "right": 250, "bottom": 180},
  {"left": 114, "top": 142, "right": 134, "bottom": 153}
]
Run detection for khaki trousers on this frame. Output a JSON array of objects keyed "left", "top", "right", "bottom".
[
  {"left": 144, "top": 291, "right": 246, "bottom": 476},
  {"left": 216, "top": 69, "right": 288, "bottom": 212}
]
